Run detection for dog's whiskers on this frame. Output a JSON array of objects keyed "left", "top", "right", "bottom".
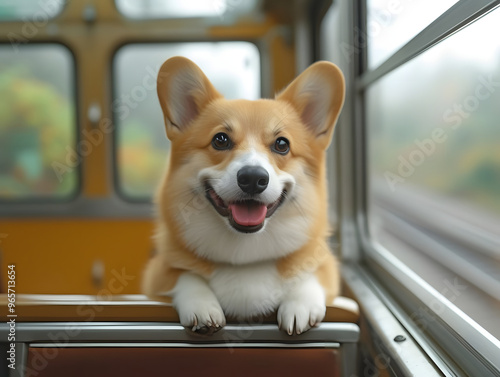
[{"left": 284, "top": 190, "right": 310, "bottom": 228}]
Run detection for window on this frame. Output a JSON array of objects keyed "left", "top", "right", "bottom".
[
  {"left": 115, "top": 0, "right": 259, "bottom": 20},
  {"left": 0, "top": 44, "right": 78, "bottom": 200},
  {"left": 367, "top": 4, "right": 500, "bottom": 337},
  {"left": 0, "top": 0, "right": 64, "bottom": 21},
  {"left": 113, "top": 42, "right": 261, "bottom": 199},
  {"left": 353, "top": 0, "right": 500, "bottom": 374}
]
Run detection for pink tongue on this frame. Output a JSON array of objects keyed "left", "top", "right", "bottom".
[{"left": 229, "top": 202, "right": 268, "bottom": 226}]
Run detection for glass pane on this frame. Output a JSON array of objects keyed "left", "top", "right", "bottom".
[
  {"left": 0, "top": 44, "right": 78, "bottom": 200},
  {"left": 0, "top": 0, "right": 64, "bottom": 21},
  {"left": 114, "top": 42, "right": 260, "bottom": 199},
  {"left": 367, "top": 8, "right": 500, "bottom": 339},
  {"left": 115, "top": 0, "right": 259, "bottom": 19},
  {"left": 366, "top": 0, "right": 458, "bottom": 69}
]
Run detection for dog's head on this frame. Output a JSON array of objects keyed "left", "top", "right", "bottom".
[{"left": 157, "top": 57, "right": 344, "bottom": 264}]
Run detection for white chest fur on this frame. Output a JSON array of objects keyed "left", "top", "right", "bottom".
[{"left": 209, "top": 262, "right": 285, "bottom": 320}]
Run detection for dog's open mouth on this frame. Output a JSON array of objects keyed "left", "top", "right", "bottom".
[{"left": 205, "top": 184, "right": 286, "bottom": 233}]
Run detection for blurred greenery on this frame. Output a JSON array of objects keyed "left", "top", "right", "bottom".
[
  {"left": 118, "top": 119, "right": 167, "bottom": 198},
  {"left": 367, "top": 5, "right": 500, "bottom": 220},
  {"left": 0, "top": 0, "right": 64, "bottom": 21},
  {"left": 368, "top": 60, "right": 500, "bottom": 215},
  {"left": 0, "top": 50, "right": 77, "bottom": 199}
]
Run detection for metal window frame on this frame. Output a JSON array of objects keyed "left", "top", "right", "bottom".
[
  {"left": 357, "top": 0, "right": 500, "bottom": 89},
  {"left": 342, "top": 263, "right": 447, "bottom": 376},
  {"left": 0, "top": 322, "right": 359, "bottom": 377},
  {"left": 338, "top": 0, "right": 500, "bottom": 375}
]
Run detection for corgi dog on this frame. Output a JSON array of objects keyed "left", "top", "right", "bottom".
[{"left": 142, "top": 57, "right": 345, "bottom": 335}]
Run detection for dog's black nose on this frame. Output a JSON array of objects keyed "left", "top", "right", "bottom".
[{"left": 237, "top": 166, "right": 269, "bottom": 194}]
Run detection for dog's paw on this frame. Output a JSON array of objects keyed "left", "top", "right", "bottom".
[
  {"left": 277, "top": 300, "right": 326, "bottom": 335},
  {"left": 172, "top": 272, "right": 226, "bottom": 335},
  {"left": 177, "top": 298, "right": 226, "bottom": 334}
]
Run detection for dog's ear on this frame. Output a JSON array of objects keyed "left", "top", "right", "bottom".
[
  {"left": 276, "top": 61, "right": 345, "bottom": 149},
  {"left": 157, "top": 57, "right": 222, "bottom": 140}
]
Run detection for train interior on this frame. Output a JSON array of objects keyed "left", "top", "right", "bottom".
[{"left": 0, "top": 0, "right": 499, "bottom": 376}]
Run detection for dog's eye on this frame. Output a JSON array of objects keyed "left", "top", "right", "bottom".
[
  {"left": 212, "top": 132, "right": 232, "bottom": 150},
  {"left": 272, "top": 137, "right": 290, "bottom": 155}
]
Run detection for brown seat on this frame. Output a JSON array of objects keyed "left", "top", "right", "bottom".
[
  {"left": 0, "top": 294, "right": 359, "bottom": 377},
  {"left": 28, "top": 347, "right": 341, "bottom": 377}
]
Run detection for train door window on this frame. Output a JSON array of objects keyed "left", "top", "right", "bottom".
[
  {"left": 366, "top": 0, "right": 458, "bottom": 69},
  {"left": 0, "top": 44, "right": 78, "bottom": 200},
  {"left": 115, "top": 0, "right": 259, "bottom": 20},
  {"left": 0, "top": 0, "right": 64, "bottom": 21},
  {"left": 113, "top": 42, "right": 261, "bottom": 199}
]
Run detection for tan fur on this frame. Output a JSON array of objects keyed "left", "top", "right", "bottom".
[{"left": 143, "top": 56, "right": 344, "bottom": 319}]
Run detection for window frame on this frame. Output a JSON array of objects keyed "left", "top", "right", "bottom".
[{"left": 340, "top": 0, "right": 500, "bottom": 375}]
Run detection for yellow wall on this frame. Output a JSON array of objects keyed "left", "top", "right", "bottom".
[{"left": 0, "top": 220, "right": 154, "bottom": 294}]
